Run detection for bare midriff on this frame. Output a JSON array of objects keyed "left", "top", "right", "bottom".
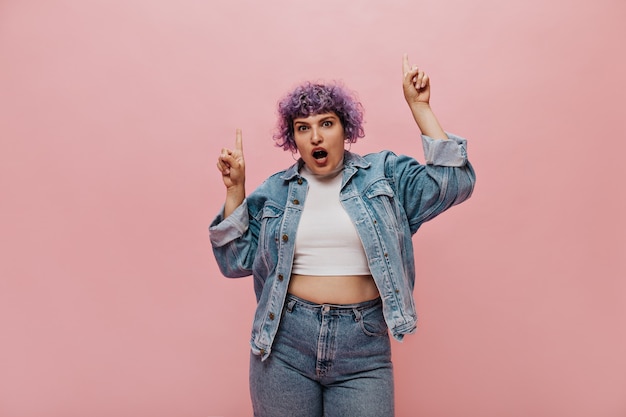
[{"left": 288, "top": 274, "right": 380, "bottom": 305}]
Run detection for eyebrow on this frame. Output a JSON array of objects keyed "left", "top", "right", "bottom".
[{"left": 294, "top": 114, "right": 339, "bottom": 125}]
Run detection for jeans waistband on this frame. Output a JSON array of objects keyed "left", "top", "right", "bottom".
[{"left": 285, "top": 293, "right": 382, "bottom": 314}]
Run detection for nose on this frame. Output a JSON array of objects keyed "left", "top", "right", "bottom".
[{"left": 311, "top": 127, "right": 322, "bottom": 144}]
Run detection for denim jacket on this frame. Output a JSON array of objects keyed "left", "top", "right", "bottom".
[{"left": 210, "top": 133, "right": 475, "bottom": 360}]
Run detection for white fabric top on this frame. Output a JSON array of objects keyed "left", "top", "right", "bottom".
[{"left": 292, "top": 163, "right": 371, "bottom": 276}]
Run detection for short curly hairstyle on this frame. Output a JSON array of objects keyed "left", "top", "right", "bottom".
[{"left": 273, "top": 81, "right": 365, "bottom": 152}]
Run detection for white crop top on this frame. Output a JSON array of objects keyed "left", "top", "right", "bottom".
[{"left": 292, "top": 164, "right": 371, "bottom": 276}]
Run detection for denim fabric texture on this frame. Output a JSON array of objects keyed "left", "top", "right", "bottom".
[
  {"left": 210, "top": 133, "right": 475, "bottom": 360},
  {"left": 249, "top": 294, "right": 394, "bottom": 417}
]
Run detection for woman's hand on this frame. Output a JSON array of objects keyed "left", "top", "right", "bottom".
[
  {"left": 402, "top": 53, "right": 430, "bottom": 106},
  {"left": 217, "top": 128, "right": 246, "bottom": 189},
  {"left": 217, "top": 129, "right": 246, "bottom": 218},
  {"left": 401, "top": 54, "right": 446, "bottom": 139}
]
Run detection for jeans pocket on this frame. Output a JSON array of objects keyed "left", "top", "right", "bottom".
[{"left": 356, "top": 305, "right": 388, "bottom": 337}]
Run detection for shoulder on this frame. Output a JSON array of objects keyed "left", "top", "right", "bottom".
[
  {"left": 362, "top": 150, "right": 398, "bottom": 162},
  {"left": 352, "top": 151, "right": 426, "bottom": 187},
  {"left": 353, "top": 150, "right": 418, "bottom": 172}
]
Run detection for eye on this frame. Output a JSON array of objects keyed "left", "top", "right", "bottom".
[
  {"left": 322, "top": 120, "right": 333, "bottom": 127},
  {"left": 296, "top": 125, "right": 309, "bottom": 131}
]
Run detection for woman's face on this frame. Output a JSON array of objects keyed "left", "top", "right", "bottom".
[{"left": 293, "top": 112, "right": 345, "bottom": 175}]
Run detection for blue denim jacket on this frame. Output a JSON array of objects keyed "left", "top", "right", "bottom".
[{"left": 210, "top": 133, "right": 475, "bottom": 360}]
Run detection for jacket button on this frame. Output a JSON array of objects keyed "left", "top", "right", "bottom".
[
  {"left": 269, "top": 312, "right": 275, "bottom": 320},
  {"left": 282, "top": 234, "right": 289, "bottom": 242},
  {"left": 297, "top": 178, "right": 303, "bottom": 185},
  {"left": 278, "top": 274, "right": 284, "bottom": 281},
  {"left": 384, "top": 253, "right": 388, "bottom": 257},
  {"left": 260, "top": 349, "right": 266, "bottom": 355},
  {"left": 293, "top": 199, "right": 300, "bottom": 205}
]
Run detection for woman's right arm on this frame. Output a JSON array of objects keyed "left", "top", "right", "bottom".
[
  {"left": 217, "top": 128, "right": 246, "bottom": 218},
  {"left": 211, "top": 128, "right": 256, "bottom": 277}
]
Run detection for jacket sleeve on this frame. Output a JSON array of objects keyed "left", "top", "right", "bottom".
[
  {"left": 395, "top": 132, "right": 476, "bottom": 234},
  {"left": 209, "top": 198, "right": 258, "bottom": 278}
]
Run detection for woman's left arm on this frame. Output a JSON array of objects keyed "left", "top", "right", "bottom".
[
  {"left": 402, "top": 53, "right": 447, "bottom": 140},
  {"left": 396, "top": 54, "right": 475, "bottom": 231}
]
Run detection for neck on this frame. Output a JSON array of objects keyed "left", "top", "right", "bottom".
[{"left": 301, "top": 156, "right": 344, "bottom": 180}]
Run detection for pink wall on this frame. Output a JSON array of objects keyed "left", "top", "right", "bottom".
[{"left": 1, "top": 0, "right": 625, "bottom": 416}]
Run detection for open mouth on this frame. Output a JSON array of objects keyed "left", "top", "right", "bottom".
[{"left": 312, "top": 150, "right": 328, "bottom": 159}]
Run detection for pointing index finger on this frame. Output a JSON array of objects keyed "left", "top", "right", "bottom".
[
  {"left": 403, "top": 53, "right": 411, "bottom": 75},
  {"left": 235, "top": 128, "right": 243, "bottom": 153}
]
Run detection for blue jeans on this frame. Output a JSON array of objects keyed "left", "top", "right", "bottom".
[{"left": 249, "top": 294, "right": 394, "bottom": 417}]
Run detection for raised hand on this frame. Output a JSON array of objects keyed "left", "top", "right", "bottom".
[
  {"left": 401, "top": 54, "right": 446, "bottom": 139},
  {"left": 217, "top": 128, "right": 246, "bottom": 190},
  {"left": 402, "top": 53, "right": 431, "bottom": 105},
  {"left": 217, "top": 129, "right": 246, "bottom": 218}
]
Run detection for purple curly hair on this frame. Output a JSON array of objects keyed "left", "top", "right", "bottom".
[{"left": 273, "top": 81, "right": 365, "bottom": 152}]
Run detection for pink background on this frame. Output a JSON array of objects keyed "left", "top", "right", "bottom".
[{"left": 1, "top": 0, "right": 625, "bottom": 416}]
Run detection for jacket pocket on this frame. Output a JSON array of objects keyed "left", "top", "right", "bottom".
[
  {"left": 364, "top": 180, "right": 401, "bottom": 230},
  {"left": 256, "top": 203, "right": 284, "bottom": 271}
]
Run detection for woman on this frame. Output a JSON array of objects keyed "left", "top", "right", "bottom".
[{"left": 210, "top": 54, "right": 475, "bottom": 417}]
